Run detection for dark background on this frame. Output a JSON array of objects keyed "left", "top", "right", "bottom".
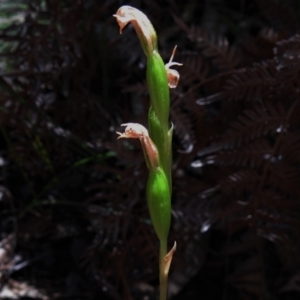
[{"left": 1, "top": 0, "right": 300, "bottom": 299}]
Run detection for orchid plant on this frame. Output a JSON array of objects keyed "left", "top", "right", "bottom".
[{"left": 114, "top": 6, "right": 181, "bottom": 300}]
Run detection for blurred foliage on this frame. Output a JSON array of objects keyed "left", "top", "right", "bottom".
[{"left": 1, "top": 0, "right": 300, "bottom": 299}]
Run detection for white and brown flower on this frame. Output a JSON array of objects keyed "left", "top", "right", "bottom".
[{"left": 117, "top": 123, "right": 159, "bottom": 171}]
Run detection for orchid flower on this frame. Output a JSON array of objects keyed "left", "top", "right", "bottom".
[
  {"left": 117, "top": 123, "right": 159, "bottom": 171},
  {"left": 165, "top": 46, "right": 183, "bottom": 88},
  {"left": 113, "top": 6, "right": 157, "bottom": 56}
]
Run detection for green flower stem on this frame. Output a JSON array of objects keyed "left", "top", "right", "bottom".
[
  {"left": 159, "top": 239, "right": 168, "bottom": 300},
  {"left": 147, "top": 53, "right": 172, "bottom": 190},
  {"left": 147, "top": 52, "right": 170, "bottom": 133},
  {"left": 145, "top": 28, "right": 172, "bottom": 300},
  {"left": 114, "top": 6, "right": 179, "bottom": 300},
  {"left": 146, "top": 49, "right": 173, "bottom": 300}
]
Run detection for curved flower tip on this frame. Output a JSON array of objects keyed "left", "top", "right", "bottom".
[
  {"left": 113, "top": 6, "right": 135, "bottom": 34},
  {"left": 113, "top": 6, "right": 157, "bottom": 56},
  {"left": 116, "top": 123, "right": 149, "bottom": 139},
  {"left": 117, "top": 123, "right": 159, "bottom": 171},
  {"left": 165, "top": 45, "right": 182, "bottom": 88}
]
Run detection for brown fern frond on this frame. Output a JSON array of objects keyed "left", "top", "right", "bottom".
[
  {"left": 222, "top": 231, "right": 258, "bottom": 255},
  {"left": 171, "top": 103, "right": 195, "bottom": 152},
  {"left": 257, "top": 189, "right": 298, "bottom": 217},
  {"left": 215, "top": 101, "right": 286, "bottom": 149},
  {"left": 220, "top": 169, "right": 261, "bottom": 197},
  {"left": 208, "top": 138, "right": 272, "bottom": 168},
  {"left": 197, "top": 46, "right": 300, "bottom": 104},
  {"left": 196, "top": 60, "right": 279, "bottom": 104},
  {"left": 170, "top": 95, "right": 195, "bottom": 150},
  {"left": 188, "top": 26, "right": 240, "bottom": 71},
  {"left": 242, "top": 27, "right": 279, "bottom": 61},
  {"left": 226, "top": 254, "right": 264, "bottom": 299},
  {"left": 223, "top": 60, "right": 278, "bottom": 101},
  {"left": 178, "top": 51, "right": 209, "bottom": 86},
  {"left": 267, "top": 162, "right": 300, "bottom": 196},
  {"left": 274, "top": 34, "right": 300, "bottom": 60},
  {"left": 255, "top": 0, "right": 300, "bottom": 32},
  {"left": 277, "top": 132, "right": 300, "bottom": 164}
]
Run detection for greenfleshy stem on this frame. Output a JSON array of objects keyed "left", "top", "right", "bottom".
[
  {"left": 114, "top": 6, "right": 180, "bottom": 300},
  {"left": 147, "top": 54, "right": 173, "bottom": 190}
]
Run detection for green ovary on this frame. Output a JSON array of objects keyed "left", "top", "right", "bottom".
[{"left": 146, "top": 167, "right": 171, "bottom": 241}]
